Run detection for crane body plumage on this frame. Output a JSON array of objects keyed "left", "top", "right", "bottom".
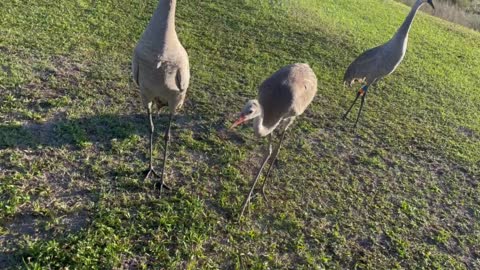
[
  {"left": 132, "top": 0, "right": 190, "bottom": 191},
  {"left": 133, "top": 0, "right": 190, "bottom": 112},
  {"left": 258, "top": 63, "right": 317, "bottom": 134},
  {"left": 231, "top": 63, "right": 318, "bottom": 220},
  {"left": 343, "top": 0, "right": 434, "bottom": 127},
  {"left": 233, "top": 63, "right": 317, "bottom": 137}
]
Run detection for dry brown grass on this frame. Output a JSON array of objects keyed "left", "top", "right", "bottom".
[{"left": 399, "top": 0, "right": 480, "bottom": 30}]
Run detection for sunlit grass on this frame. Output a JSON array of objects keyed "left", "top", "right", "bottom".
[{"left": 0, "top": 0, "right": 479, "bottom": 268}]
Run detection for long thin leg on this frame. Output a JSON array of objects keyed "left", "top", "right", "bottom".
[
  {"left": 342, "top": 91, "right": 361, "bottom": 120},
  {"left": 158, "top": 113, "right": 173, "bottom": 194},
  {"left": 261, "top": 125, "right": 289, "bottom": 202},
  {"left": 148, "top": 105, "right": 155, "bottom": 169},
  {"left": 144, "top": 103, "right": 161, "bottom": 181},
  {"left": 353, "top": 91, "right": 368, "bottom": 129},
  {"left": 239, "top": 135, "right": 273, "bottom": 221}
]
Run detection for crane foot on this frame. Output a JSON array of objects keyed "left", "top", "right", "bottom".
[
  {"left": 249, "top": 189, "right": 270, "bottom": 204},
  {"left": 143, "top": 168, "right": 171, "bottom": 190}
]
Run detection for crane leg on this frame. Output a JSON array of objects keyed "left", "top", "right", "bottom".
[
  {"left": 144, "top": 103, "right": 161, "bottom": 181},
  {"left": 261, "top": 124, "right": 289, "bottom": 202},
  {"left": 353, "top": 90, "right": 368, "bottom": 129},
  {"left": 143, "top": 104, "right": 171, "bottom": 192},
  {"left": 157, "top": 113, "right": 173, "bottom": 193},
  {"left": 239, "top": 134, "right": 273, "bottom": 221},
  {"left": 342, "top": 91, "right": 361, "bottom": 120}
]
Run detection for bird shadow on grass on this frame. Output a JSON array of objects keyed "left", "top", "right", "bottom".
[
  {"left": 0, "top": 112, "right": 199, "bottom": 198},
  {"left": 0, "top": 112, "right": 197, "bottom": 267},
  {"left": 0, "top": 113, "right": 193, "bottom": 151}
]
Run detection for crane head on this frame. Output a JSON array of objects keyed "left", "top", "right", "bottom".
[
  {"left": 426, "top": 0, "right": 435, "bottom": 9},
  {"left": 230, "top": 100, "right": 261, "bottom": 129}
]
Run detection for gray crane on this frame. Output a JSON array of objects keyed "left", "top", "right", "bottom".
[
  {"left": 132, "top": 0, "right": 190, "bottom": 192},
  {"left": 343, "top": 0, "right": 434, "bottom": 128},
  {"left": 230, "top": 63, "right": 318, "bottom": 220}
]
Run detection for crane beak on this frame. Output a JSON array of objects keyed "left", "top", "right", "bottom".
[
  {"left": 230, "top": 115, "right": 247, "bottom": 129},
  {"left": 428, "top": 0, "right": 435, "bottom": 9}
]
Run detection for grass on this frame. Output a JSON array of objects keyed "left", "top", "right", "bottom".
[{"left": 0, "top": 0, "right": 479, "bottom": 268}]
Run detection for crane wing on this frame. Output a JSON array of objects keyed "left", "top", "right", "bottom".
[
  {"left": 175, "top": 62, "right": 190, "bottom": 92},
  {"left": 259, "top": 79, "right": 293, "bottom": 129},
  {"left": 343, "top": 45, "right": 384, "bottom": 85}
]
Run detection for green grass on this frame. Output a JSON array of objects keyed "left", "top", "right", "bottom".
[{"left": 1, "top": 0, "right": 479, "bottom": 268}]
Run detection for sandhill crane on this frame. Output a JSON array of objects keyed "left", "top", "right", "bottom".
[
  {"left": 230, "top": 63, "right": 318, "bottom": 220},
  {"left": 343, "top": 0, "right": 434, "bottom": 128},
  {"left": 132, "top": 0, "right": 190, "bottom": 192}
]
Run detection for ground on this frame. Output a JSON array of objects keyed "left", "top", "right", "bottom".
[{"left": 0, "top": 0, "right": 479, "bottom": 269}]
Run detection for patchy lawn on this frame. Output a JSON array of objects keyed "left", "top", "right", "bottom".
[{"left": 0, "top": 0, "right": 479, "bottom": 268}]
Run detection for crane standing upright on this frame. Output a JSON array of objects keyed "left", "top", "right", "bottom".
[
  {"left": 343, "top": 0, "right": 435, "bottom": 128},
  {"left": 132, "top": 0, "right": 190, "bottom": 192},
  {"left": 230, "top": 63, "right": 318, "bottom": 220}
]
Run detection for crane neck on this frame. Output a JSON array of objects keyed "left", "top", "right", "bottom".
[
  {"left": 395, "top": 0, "right": 424, "bottom": 40},
  {"left": 252, "top": 103, "right": 276, "bottom": 137},
  {"left": 148, "top": 0, "right": 178, "bottom": 41}
]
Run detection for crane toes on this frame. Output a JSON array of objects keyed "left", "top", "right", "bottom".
[
  {"left": 143, "top": 168, "right": 171, "bottom": 190},
  {"left": 250, "top": 190, "right": 268, "bottom": 203},
  {"left": 154, "top": 181, "right": 171, "bottom": 191},
  {"left": 143, "top": 167, "right": 159, "bottom": 180}
]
